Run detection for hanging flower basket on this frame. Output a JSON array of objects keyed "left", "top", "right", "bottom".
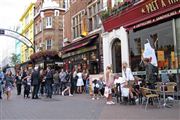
[{"left": 30, "top": 50, "right": 58, "bottom": 61}]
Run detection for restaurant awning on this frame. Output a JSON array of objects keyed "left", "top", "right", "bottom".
[{"left": 62, "top": 34, "right": 99, "bottom": 53}]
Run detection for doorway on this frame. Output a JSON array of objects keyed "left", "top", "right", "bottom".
[{"left": 112, "top": 38, "right": 122, "bottom": 73}]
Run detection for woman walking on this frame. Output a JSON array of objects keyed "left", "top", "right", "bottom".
[
  {"left": 105, "top": 65, "right": 115, "bottom": 105},
  {"left": 4, "top": 70, "right": 14, "bottom": 100},
  {"left": 76, "top": 69, "right": 84, "bottom": 94},
  {"left": 62, "top": 71, "right": 73, "bottom": 96}
]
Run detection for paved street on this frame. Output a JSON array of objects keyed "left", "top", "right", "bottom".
[{"left": 0, "top": 90, "right": 180, "bottom": 120}]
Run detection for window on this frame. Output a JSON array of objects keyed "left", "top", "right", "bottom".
[
  {"left": 72, "top": 11, "right": 83, "bottom": 39},
  {"left": 25, "top": 15, "right": 29, "bottom": 25},
  {"left": 46, "top": 40, "right": 52, "bottom": 50},
  {"left": 129, "top": 21, "right": 175, "bottom": 72},
  {"left": 46, "top": 17, "right": 52, "bottom": 28},
  {"left": 40, "top": 21, "right": 42, "bottom": 32},
  {"left": 54, "top": 10, "right": 59, "bottom": 16},
  {"left": 25, "top": 48, "right": 29, "bottom": 61},
  {"left": 35, "top": 24, "right": 38, "bottom": 34},
  {"left": 25, "top": 31, "right": 29, "bottom": 39},
  {"left": 134, "top": 38, "right": 141, "bottom": 55},
  {"left": 87, "top": 0, "right": 102, "bottom": 32},
  {"left": 71, "top": 0, "right": 76, "bottom": 4}
]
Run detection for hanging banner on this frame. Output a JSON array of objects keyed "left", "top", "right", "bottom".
[{"left": 143, "top": 41, "right": 157, "bottom": 66}]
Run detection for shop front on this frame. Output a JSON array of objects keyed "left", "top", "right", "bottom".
[
  {"left": 62, "top": 34, "right": 100, "bottom": 74},
  {"left": 30, "top": 50, "right": 63, "bottom": 70},
  {"left": 102, "top": 0, "right": 180, "bottom": 88}
]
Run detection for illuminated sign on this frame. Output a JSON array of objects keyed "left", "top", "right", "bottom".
[{"left": 0, "top": 28, "right": 33, "bottom": 48}]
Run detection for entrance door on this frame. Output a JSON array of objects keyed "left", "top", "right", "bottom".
[
  {"left": 112, "top": 39, "right": 122, "bottom": 73},
  {"left": 89, "top": 61, "right": 98, "bottom": 74}
]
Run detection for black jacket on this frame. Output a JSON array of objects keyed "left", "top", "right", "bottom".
[
  {"left": 31, "top": 70, "right": 40, "bottom": 86},
  {"left": 45, "top": 71, "right": 53, "bottom": 84}
]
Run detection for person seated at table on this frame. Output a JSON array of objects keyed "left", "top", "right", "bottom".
[
  {"left": 115, "top": 77, "right": 135, "bottom": 105},
  {"left": 122, "top": 62, "right": 136, "bottom": 105}
]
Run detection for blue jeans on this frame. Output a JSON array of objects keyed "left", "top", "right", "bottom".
[
  {"left": 53, "top": 83, "right": 60, "bottom": 94},
  {"left": 85, "top": 80, "right": 89, "bottom": 94},
  {"left": 46, "top": 83, "right": 53, "bottom": 98}
]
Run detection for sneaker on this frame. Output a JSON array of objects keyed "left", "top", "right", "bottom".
[
  {"left": 62, "top": 92, "right": 64, "bottom": 96},
  {"left": 106, "top": 101, "right": 111, "bottom": 105},
  {"left": 69, "top": 94, "right": 73, "bottom": 96},
  {"left": 96, "top": 97, "right": 99, "bottom": 100},
  {"left": 92, "top": 97, "right": 95, "bottom": 100},
  {"left": 110, "top": 101, "right": 115, "bottom": 104}
]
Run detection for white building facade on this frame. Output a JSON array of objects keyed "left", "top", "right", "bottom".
[{"left": 102, "top": 27, "right": 129, "bottom": 73}]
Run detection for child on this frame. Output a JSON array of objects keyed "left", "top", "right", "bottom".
[
  {"left": 92, "top": 79, "right": 100, "bottom": 100},
  {"left": 98, "top": 76, "right": 105, "bottom": 97}
]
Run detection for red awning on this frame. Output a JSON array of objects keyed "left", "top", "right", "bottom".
[
  {"left": 63, "top": 42, "right": 90, "bottom": 53},
  {"left": 62, "top": 34, "right": 99, "bottom": 53}
]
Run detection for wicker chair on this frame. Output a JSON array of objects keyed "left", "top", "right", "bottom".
[{"left": 140, "top": 87, "right": 160, "bottom": 110}]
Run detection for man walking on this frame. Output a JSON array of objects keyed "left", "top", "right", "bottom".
[{"left": 31, "top": 66, "right": 40, "bottom": 99}]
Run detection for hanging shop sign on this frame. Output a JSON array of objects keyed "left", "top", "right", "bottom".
[{"left": 102, "top": 0, "right": 180, "bottom": 32}]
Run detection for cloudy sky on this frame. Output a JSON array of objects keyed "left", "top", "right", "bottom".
[{"left": 0, "top": 0, "right": 36, "bottom": 64}]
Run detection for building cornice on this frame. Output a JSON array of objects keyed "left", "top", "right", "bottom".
[{"left": 34, "top": 7, "right": 65, "bottom": 19}]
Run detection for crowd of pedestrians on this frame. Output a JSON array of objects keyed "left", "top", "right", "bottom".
[{"left": 0, "top": 66, "right": 92, "bottom": 100}]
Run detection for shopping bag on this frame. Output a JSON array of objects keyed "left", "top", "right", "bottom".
[{"left": 104, "top": 86, "right": 109, "bottom": 98}]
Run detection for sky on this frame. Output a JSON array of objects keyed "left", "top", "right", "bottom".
[{"left": 0, "top": 0, "right": 36, "bottom": 65}]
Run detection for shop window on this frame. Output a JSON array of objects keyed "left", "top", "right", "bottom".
[
  {"left": 129, "top": 21, "right": 175, "bottom": 72},
  {"left": 134, "top": 38, "right": 141, "bottom": 55}
]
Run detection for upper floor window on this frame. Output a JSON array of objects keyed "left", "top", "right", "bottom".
[
  {"left": 71, "top": 0, "right": 76, "bottom": 4},
  {"left": 25, "top": 15, "right": 29, "bottom": 25},
  {"left": 46, "top": 17, "right": 52, "bottom": 28},
  {"left": 35, "top": 24, "right": 38, "bottom": 35},
  {"left": 54, "top": 10, "right": 59, "bottom": 16},
  {"left": 25, "top": 31, "right": 29, "bottom": 39},
  {"left": 72, "top": 11, "right": 84, "bottom": 39},
  {"left": 87, "top": 0, "right": 102, "bottom": 32},
  {"left": 46, "top": 39, "right": 52, "bottom": 50}
]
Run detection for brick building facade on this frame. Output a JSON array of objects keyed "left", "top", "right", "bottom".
[
  {"left": 62, "top": 0, "right": 104, "bottom": 74},
  {"left": 31, "top": 0, "right": 66, "bottom": 68}
]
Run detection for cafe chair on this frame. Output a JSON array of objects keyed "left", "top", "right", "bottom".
[
  {"left": 140, "top": 87, "right": 160, "bottom": 110},
  {"left": 164, "top": 82, "right": 177, "bottom": 101}
]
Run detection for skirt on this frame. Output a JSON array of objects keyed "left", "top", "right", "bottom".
[{"left": 76, "top": 79, "right": 84, "bottom": 86}]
